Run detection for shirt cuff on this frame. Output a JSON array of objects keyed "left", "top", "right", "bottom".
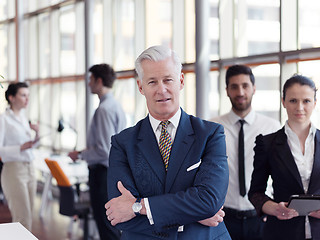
[{"left": 144, "top": 198, "right": 154, "bottom": 225}]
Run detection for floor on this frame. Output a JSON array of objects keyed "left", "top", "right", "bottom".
[{"left": 0, "top": 192, "right": 87, "bottom": 240}]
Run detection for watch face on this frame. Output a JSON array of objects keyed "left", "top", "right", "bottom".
[{"left": 132, "top": 202, "right": 142, "bottom": 212}]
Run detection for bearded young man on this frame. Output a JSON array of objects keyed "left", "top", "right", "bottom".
[{"left": 211, "top": 65, "right": 280, "bottom": 240}]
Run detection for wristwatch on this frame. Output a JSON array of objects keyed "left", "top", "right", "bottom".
[{"left": 132, "top": 198, "right": 142, "bottom": 216}]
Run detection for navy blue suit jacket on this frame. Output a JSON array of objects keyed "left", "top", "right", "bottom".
[
  {"left": 107, "top": 110, "right": 230, "bottom": 239},
  {"left": 249, "top": 128, "right": 320, "bottom": 240}
]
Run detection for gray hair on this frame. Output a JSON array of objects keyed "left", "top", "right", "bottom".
[{"left": 135, "top": 45, "right": 182, "bottom": 80}]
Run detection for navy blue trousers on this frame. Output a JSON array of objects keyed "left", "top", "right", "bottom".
[{"left": 89, "top": 165, "right": 121, "bottom": 240}]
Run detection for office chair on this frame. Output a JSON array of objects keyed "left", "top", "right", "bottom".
[{"left": 44, "top": 158, "right": 91, "bottom": 240}]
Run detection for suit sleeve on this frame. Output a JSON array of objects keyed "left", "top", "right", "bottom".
[
  {"left": 148, "top": 124, "right": 229, "bottom": 227},
  {"left": 248, "top": 134, "right": 272, "bottom": 216},
  {"left": 107, "top": 135, "right": 157, "bottom": 234}
]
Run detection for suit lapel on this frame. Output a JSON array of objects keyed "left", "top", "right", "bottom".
[
  {"left": 137, "top": 116, "right": 166, "bottom": 185},
  {"left": 165, "top": 111, "right": 194, "bottom": 193},
  {"left": 308, "top": 130, "right": 320, "bottom": 193},
  {"left": 275, "top": 128, "right": 304, "bottom": 190}
]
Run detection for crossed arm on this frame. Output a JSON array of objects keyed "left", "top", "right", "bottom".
[{"left": 105, "top": 181, "right": 225, "bottom": 227}]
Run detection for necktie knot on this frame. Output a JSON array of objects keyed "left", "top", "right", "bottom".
[
  {"left": 160, "top": 121, "right": 170, "bottom": 130},
  {"left": 239, "top": 119, "right": 245, "bottom": 126}
]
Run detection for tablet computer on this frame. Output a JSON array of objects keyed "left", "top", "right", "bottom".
[{"left": 287, "top": 195, "right": 320, "bottom": 216}]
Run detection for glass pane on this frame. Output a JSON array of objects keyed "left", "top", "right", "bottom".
[
  {"left": 93, "top": 0, "right": 103, "bottom": 64},
  {"left": 8, "top": 22, "right": 16, "bottom": 81},
  {"left": 60, "top": 6, "right": 76, "bottom": 75},
  {"left": 299, "top": 0, "right": 320, "bottom": 48},
  {"left": 208, "top": 71, "right": 219, "bottom": 117},
  {"left": 251, "top": 64, "right": 280, "bottom": 120},
  {"left": 59, "top": 82, "right": 77, "bottom": 150},
  {"left": 113, "top": 0, "right": 135, "bottom": 70},
  {"left": 209, "top": 0, "right": 219, "bottom": 60},
  {"left": 146, "top": 0, "right": 172, "bottom": 47},
  {"left": 113, "top": 78, "right": 136, "bottom": 126},
  {"left": 39, "top": 13, "right": 50, "bottom": 78},
  {"left": 298, "top": 60, "right": 320, "bottom": 128},
  {"left": 0, "top": 1, "right": 7, "bottom": 21},
  {"left": 26, "top": 16, "right": 38, "bottom": 79},
  {"left": 182, "top": 72, "right": 196, "bottom": 116},
  {"left": 7, "top": 0, "right": 15, "bottom": 19},
  {"left": 0, "top": 24, "right": 8, "bottom": 78},
  {"left": 237, "top": 0, "right": 280, "bottom": 56}
]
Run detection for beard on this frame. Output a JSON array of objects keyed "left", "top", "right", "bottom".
[{"left": 230, "top": 96, "right": 252, "bottom": 112}]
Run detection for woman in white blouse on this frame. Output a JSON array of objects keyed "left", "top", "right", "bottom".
[
  {"left": 248, "top": 75, "right": 320, "bottom": 240},
  {"left": 0, "top": 82, "right": 39, "bottom": 231}
]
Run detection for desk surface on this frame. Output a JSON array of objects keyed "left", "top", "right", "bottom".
[
  {"left": 34, "top": 149, "right": 88, "bottom": 183},
  {"left": 0, "top": 222, "right": 38, "bottom": 240}
]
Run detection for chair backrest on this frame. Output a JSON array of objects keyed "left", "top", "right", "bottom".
[
  {"left": 44, "top": 158, "right": 78, "bottom": 216},
  {"left": 45, "top": 158, "right": 71, "bottom": 187}
]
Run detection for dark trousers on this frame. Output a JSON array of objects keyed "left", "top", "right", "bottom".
[
  {"left": 89, "top": 165, "right": 121, "bottom": 240},
  {"left": 224, "top": 207, "right": 264, "bottom": 240}
]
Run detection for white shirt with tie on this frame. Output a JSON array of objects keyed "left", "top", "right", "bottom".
[
  {"left": 212, "top": 110, "right": 280, "bottom": 211},
  {"left": 144, "top": 108, "right": 181, "bottom": 225}
]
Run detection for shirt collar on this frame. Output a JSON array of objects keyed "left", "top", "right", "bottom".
[
  {"left": 99, "top": 92, "right": 112, "bottom": 104},
  {"left": 229, "top": 109, "right": 255, "bottom": 125},
  {"left": 149, "top": 108, "right": 181, "bottom": 132},
  {"left": 284, "top": 120, "right": 316, "bottom": 140}
]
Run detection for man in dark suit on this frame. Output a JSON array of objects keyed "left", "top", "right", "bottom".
[{"left": 105, "top": 45, "right": 230, "bottom": 239}]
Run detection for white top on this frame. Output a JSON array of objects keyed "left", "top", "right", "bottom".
[
  {"left": 285, "top": 121, "right": 316, "bottom": 239},
  {"left": 144, "top": 108, "right": 181, "bottom": 225},
  {"left": 212, "top": 110, "right": 280, "bottom": 210},
  {"left": 0, "top": 108, "right": 34, "bottom": 163}
]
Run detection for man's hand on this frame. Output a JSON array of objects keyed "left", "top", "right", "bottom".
[
  {"left": 198, "top": 208, "right": 225, "bottom": 227},
  {"left": 105, "top": 181, "right": 136, "bottom": 226},
  {"left": 68, "top": 151, "right": 79, "bottom": 161}
]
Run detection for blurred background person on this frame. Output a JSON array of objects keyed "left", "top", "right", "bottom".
[
  {"left": 249, "top": 75, "right": 320, "bottom": 240},
  {"left": 0, "top": 82, "right": 39, "bottom": 231},
  {"left": 68, "top": 64, "right": 126, "bottom": 240}
]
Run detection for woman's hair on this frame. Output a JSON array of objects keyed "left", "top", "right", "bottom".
[
  {"left": 5, "top": 82, "right": 29, "bottom": 104},
  {"left": 283, "top": 74, "right": 317, "bottom": 100},
  {"left": 135, "top": 45, "right": 182, "bottom": 80}
]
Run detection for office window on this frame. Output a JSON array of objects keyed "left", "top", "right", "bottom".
[
  {"left": 146, "top": 0, "right": 172, "bottom": 47},
  {"left": 209, "top": 0, "right": 219, "bottom": 59},
  {"left": 0, "top": 25, "right": 8, "bottom": 79},
  {"left": 236, "top": 0, "right": 280, "bottom": 56},
  {"left": 299, "top": 0, "right": 320, "bottom": 48},
  {"left": 251, "top": 64, "right": 280, "bottom": 120},
  {"left": 60, "top": 6, "right": 76, "bottom": 75},
  {"left": 8, "top": 22, "right": 16, "bottom": 81},
  {"left": 113, "top": 0, "right": 135, "bottom": 70},
  {"left": 25, "top": 16, "right": 38, "bottom": 79},
  {"left": 39, "top": 13, "right": 50, "bottom": 78},
  {"left": 298, "top": 60, "right": 320, "bottom": 128}
]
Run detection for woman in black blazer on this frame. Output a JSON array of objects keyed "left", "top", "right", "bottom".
[{"left": 248, "top": 75, "right": 320, "bottom": 240}]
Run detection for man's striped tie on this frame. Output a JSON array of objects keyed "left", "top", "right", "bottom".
[{"left": 159, "top": 121, "right": 172, "bottom": 170}]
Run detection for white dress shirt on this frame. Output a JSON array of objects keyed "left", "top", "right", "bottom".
[
  {"left": 285, "top": 121, "right": 316, "bottom": 239},
  {"left": 0, "top": 108, "right": 34, "bottom": 163},
  {"left": 144, "top": 108, "right": 181, "bottom": 225},
  {"left": 212, "top": 110, "right": 280, "bottom": 211}
]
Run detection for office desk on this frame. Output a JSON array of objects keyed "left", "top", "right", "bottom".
[
  {"left": 33, "top": 150, "right": 88, "bottom": 218},
  {"left": 0, "top": 222, "right": 38, "bottom": 240}
]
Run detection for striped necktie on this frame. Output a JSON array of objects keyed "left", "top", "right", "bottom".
[{"left": 159, "top": 121, "right": 173, "bottom": 170}]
